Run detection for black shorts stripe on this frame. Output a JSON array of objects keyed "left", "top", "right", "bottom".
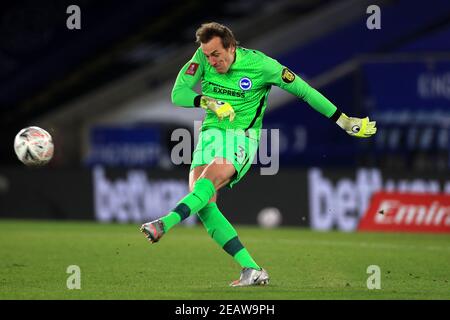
[{"left": 222, "top": 236, "right": 244, "bottom": 257}]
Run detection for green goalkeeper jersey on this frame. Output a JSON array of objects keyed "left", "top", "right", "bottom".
[{"left": 172, "top": 46, "right": 339, "bottom": 138}]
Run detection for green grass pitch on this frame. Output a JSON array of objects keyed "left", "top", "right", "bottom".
[{"left": 0, "top": 219, "right": 449, "bottom": 300}]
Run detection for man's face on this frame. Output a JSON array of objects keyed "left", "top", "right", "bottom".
[{"left": 201, "top": 36, "right": 235, "bottom": 74}]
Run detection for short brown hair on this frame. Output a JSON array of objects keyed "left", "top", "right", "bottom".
[{"left": 195, "top": 22, "right": 238, "bottom": 49}]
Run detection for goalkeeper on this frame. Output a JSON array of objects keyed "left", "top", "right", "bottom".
[{"left": 140, "top": 22, "right": 376, "bottom": 287}]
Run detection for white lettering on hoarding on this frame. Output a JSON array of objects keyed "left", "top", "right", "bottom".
[
  {"left": 308, "top": 168, "right": 450, "bottom": 231},
  {"left": 418, "top": 73, "right": 450, "bottom": 99},
  {"left": 375, "top": 200, "right": 450, "bottom": 226},
  {"left": 308, "top": 168, "right": 382, "bottom": 231},
  {"left": 93, "top": 166, "right": 191, "bottom": 223}
]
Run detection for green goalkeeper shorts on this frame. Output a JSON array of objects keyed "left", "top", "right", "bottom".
[{"left": 190, "top": 128, "right": 259, "bottom": 188}]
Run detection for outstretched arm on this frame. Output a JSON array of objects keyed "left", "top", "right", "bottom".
[{"left": 263, "top": 55, "right": 376, "bottom": 138}]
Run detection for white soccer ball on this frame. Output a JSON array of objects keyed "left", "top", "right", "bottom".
[
  {"left": 14, "top": 126, "right": 54, "bottom": 166},
  {"left": 257, "top": 207, "right": 282, "bottom": 228}
]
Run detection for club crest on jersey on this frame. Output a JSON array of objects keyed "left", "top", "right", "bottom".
[
  {"left": 185, "top": 62, "right": 199, "bottom": 76},
  {"left": 239, "top": 77, "right": 252, "bottom": 90}
]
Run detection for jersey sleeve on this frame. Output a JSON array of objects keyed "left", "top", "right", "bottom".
[
  {"left": 262, "top": 54, "right": 339, "bottom": 118},
  {"left": 171, "top": 48, "right": 205, "bottom": 108}
]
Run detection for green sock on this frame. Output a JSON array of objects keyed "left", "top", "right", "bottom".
[
  {"left": 161, "top": 178, "right": 215, "bottom": 232},
  {"left": 197, "top": 202, "right": 260, "bottom": 270}
]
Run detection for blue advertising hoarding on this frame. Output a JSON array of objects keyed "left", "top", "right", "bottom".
[
  {"left": 361, "top": 60, "right": 450, "bottom": 111},
  {"left": 86, "top": 126, "right": 162, "bottom": 167},
  {"left": 361, "top": 59, "right": 450, "bottom": 169}
]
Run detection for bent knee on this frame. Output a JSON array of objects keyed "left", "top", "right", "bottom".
[
  {"left": 199, "top": 172, "right": 229, "bottom": 189},
  {"left": 199, "top": 163, "right": 235, "bottom": 188}
]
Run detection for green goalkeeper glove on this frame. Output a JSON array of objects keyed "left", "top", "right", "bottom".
[
  {"left": 200, "top": 96, "right": 235, "bottom": 122},
  {"left": 336, "top": 113, "right": 377, "bottom": 138}
]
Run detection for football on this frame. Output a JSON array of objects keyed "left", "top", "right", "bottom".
[{"left": 14, "top": 126, "right": 54, "bottom": 166}]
